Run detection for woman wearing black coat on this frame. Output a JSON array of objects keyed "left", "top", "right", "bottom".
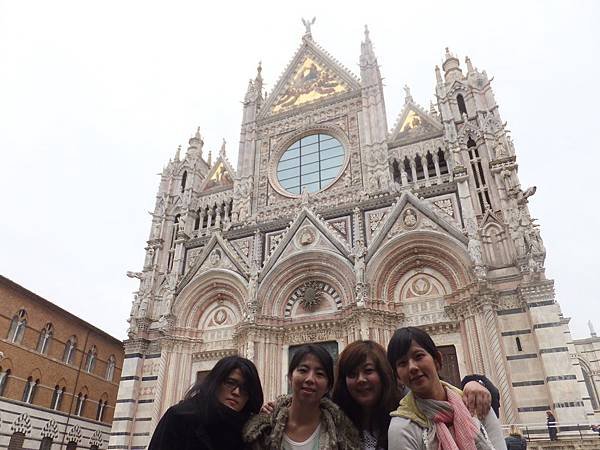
[{"left": 148, "top": 355, "right": 264, "bottom": 450}]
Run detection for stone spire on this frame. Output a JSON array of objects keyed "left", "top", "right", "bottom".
[
  {"left": 174, "top": 145, "right": 181, "bottom": 161},
  {"left": 186, "top": 127, "right": 204, "bottom": 159},
  {"left": 442, "top": 47, "right": 463, "bottom": 82},
  {"left": 403, "top": 85, "right": 413, "bottom": 104},
  {"left": 589, "top": 320, "right": 597, "bottom": 337},
  {"left": 360, "top": 25, "right": 377, "bottom": 68}
]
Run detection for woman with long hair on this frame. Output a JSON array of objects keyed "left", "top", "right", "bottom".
[
  {"left": 332, "top": 340, "right": 399, "bottom": 450},
  {"left": 386, "top": 327, "right": 506, "bottom": 450},
  {"left": 148, "top": 355, "right": 264, "bottom": 450},
  {"left": 243, "top": 344, "right": 360, "bottom": 450}
]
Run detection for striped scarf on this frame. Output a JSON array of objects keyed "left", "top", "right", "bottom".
[{"left": 415, "top": 387, "right": 494, "bottom": 450}]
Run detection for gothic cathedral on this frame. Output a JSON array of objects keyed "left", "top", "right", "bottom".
[{"left": 110, "top": 25, "right": 595, "bottom": 449}]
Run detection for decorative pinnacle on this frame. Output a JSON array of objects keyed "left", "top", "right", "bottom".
[
  {"left": 403, "top": 84, "right": 413, "bottom": 104},
  {"left": 364, "top": 24, "right": 370, "bottom": 42},
  {"left": 174, "top": 145, "right": 181, "bottom": 161}
]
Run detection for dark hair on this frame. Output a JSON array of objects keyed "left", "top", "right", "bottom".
[
  {"left": 333, "top": 340, "right": 399, "bottom": 449},
  {"left": 184, "top": 355, "right": 263, "bottom": 418},
  {"left": 288, "top": 344, "right": 334, "bottom": 391},
  {"left": 387, "top": 327, "right": 442, "bottom": 371}
]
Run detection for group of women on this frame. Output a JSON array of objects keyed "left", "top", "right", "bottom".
[{"left": 148, "top": 326, "right": 507, "bottom": 450}]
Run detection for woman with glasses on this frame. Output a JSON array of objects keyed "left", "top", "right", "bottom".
[
  {"left": 149, "top": 355, "right": 263, "bottom": 450},
  {"left": 243, "top": 344, "right": 360, "bottom": 450}
]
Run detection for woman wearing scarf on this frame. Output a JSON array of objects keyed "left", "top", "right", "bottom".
[
  {"left": 148, "top": 355, "right": 263, "bottom": 450},
  {"left": 386, "top": 327, "right": 506, "bottom": 450}
]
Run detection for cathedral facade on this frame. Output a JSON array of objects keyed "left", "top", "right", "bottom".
[{"left": 110, "top": 26, "right": 598, "bottom": 449}]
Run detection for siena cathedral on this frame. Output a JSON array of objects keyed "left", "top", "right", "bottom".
[{"left": 110, "top": 24, "right": 599, "bottom": 449}]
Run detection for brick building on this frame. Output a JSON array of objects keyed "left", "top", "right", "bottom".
[{"left": 0, "top": 275, "right": 123, "bottom": 450}]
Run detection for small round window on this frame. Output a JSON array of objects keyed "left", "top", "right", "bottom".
[{"left": 276, "top": 133, "right": 345, "bottom": 195}]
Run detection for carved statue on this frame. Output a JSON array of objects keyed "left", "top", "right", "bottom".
[
  {"left": 468, "top": 237, "right": 484, "bottom": 266},
  {"left": 352, "top": 239, "right": 367, "bottom": 284},
  {"left": 302, "top": 17, "right": 316, "bottom": 35}
]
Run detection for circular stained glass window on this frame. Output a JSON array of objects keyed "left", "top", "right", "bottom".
[{"left": 276, "top": 133, "right": 345, "bottom": 195}]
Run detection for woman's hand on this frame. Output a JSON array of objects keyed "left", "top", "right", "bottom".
[
  {"left": 462, "top": 380, "right": 491, "bottom": 419},
  {"left": 260, "top": 400, "right": 275, "bottom": 415}
]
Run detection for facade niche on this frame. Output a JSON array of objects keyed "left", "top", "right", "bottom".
[{"left": 457, "top": 94, "right": 467, "bottom": 116}]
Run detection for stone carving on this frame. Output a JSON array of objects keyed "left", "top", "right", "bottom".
[
  {"left": 66, "top": 425, "right": 82, "bottom": 444},
  {"left": 11, "top": 413, "right": 32, "bottom": 435},
  {"left": 433, "top": 199, "right": 454, "bottom": 217},
  {"left": 368, "top": 210, "right": 387, "bottom": 233},
  {"left": 412, "top": 277, "right": 431, "bottom": 296},
  {"left": 89, "top": 430, "right": 103, "bottom": 448},
  {"left": 41, "top": 419, "right": 59, "bottom": 439},
  {"left": 209, "top": 249, "right": 222, "bottom": 266},
  {"left": 299, "top": 281, "right": 323, "bottom": 311},
  {"left": 299, "top": 227, "right": 316, "bottom": 245},
  {"left": 403, "top": 208, "right": 418, "bottom": 228},
  {"left": 214, "top": 309, "right": 227, "bottom": 325}
]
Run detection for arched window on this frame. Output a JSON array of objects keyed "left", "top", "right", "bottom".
[
  {"left": 84, "top": 346, "right": 97, "bottom": 373},
  {"left": 96, "top": 399, "right": 108, "bottom": 421},
  {"left": 466, "top": 136, "right": 491, "bottom": 212},
  {"left": 36, "top": 323, "right": 53, "bottom": 355},
  {"left": 581, "top": 362, "right": 599, "bottom": 410},
  {"left": 22, "top": 376, "right": 39, "bottom": 403},
  {"left": 105, "top": 355, "right": 116, "bottom": 381},
  {"left": 516, "top": 337, "right": 523, "bottom": 352},
  {"left": 63, "top": 336, "right": 77, "bottom": 364},
  {"left": 437, "top": 148, "right": 448, "bottom": 174},
  {"left": 181, "top": 171, "right": 187, "bottom": 193},
  {"left": 8, "top": 309, "right": 27, "bottom": 344},
  {"left": 40, "top": 436, "right": 53, "bottom": 450},
  {"left": 75, "top": 392, "right": 87, "bottom": 416},
  {"left": 0, "top": 367, "right": 10, "bottom": 396},
  {"left": 50, "top": 385, "right": 65, "bottom": 410},
  {"left": 457, "top": 94, "right": 468, "bottom": 116}
]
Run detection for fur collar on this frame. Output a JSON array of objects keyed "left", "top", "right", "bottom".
[{"left": 243, "top": 395, "right": 361, "bottom": 450}]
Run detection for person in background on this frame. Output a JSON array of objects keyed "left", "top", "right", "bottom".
[
  {"left": 505, "top": 425, "right": 527, "bottom": 450},
  {"left": 546, "top": 410, "right": 558, "bottom": 441},
  {"left": 148, "top": 355, "right": 263, "bottom": 450},
  {"left": 243, "top": 343, "right": 360, "bottom": 450},
  {"left": 387, "top": 327, "right": 506, "bottom": 450}
]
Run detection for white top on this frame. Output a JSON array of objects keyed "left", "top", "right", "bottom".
[{"left": 283, "top": 424, "right": 321, "bottom": 450}]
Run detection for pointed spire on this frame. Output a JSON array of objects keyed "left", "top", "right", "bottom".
[
  {"left": 429, "top": 101, "right": 438, "bottom": 117},
  {"left": 360, "top": 24, "right": 377, "bottom": 67},
  {"left": 589, "top": 320, "right": 597, "bottom": 337},
  {"left": 403, "top": 85, "right": 413, "bottom": 104},
  {"left": 174, "top": 145, "right": 181, "bottom": 161},
  {"left": 442, "top": 47, "right": 462, "bottom": 82},
  {"left": 465, "top": 56, "right": 474, "bottom": 74},
  {"left": 220, "top": 138, "right": 227, "bottom": 158},
  {"left": 207, "top": 148, "right": 212, "bottom": 167},
  {"left": 187, "top": 126, "right": 204, "bottom": 157},
  {"left": 254, "top": 61, "right": 263, "bottom": 102},
  {"left": 435, "top": 65, "right": 443, "bottom": 84}
]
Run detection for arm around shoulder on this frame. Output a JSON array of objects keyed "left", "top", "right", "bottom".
[{"left": 388, "top": 417, "right": 423, "bottom": 450}]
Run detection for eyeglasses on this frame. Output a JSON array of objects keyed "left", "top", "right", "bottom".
[{"left": 222, "top": 378, "right": 248, "bottom": 396}]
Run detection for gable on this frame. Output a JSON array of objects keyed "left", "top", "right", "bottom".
[
  {"left": 390, "top": 103, "right": 443, "bottom": 143},
  {"left": 259, "top": 208, "right": 352, "bottom": 282},
  {"left": 199, "top": 160, "right": 234, "bottom": 193},
  {"left": 259, "top": 37, "right": 360, "bottom": 118},
  {"left": 366, "top": 192, "right": 468, "bottom": 262}
]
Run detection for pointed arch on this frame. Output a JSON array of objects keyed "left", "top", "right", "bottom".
[
  {"left": 173, "top": 269, "right": 247, "bottom": 331},
  {"left": 367, "top": 231, "right": 473, "bottom": 303},
  {"left": 258, "top": 250, "right": 355, "bottom": 318}
]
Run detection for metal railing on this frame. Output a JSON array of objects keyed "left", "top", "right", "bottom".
[{"left": 500, "top": 421, "right": 600, "bottom": 441}]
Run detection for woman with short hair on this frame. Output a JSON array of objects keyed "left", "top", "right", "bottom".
[
  {"left": 244, "top": 343, "right": 360, "bottom": 450},
  {"left": 387, "top": 327, "right": 506, "bottom": 450},
  {"left": 148, "top": 355, "right": 264, "bottom": 450}
]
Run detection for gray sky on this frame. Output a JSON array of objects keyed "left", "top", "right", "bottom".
[{"left": 1, "top": 0, "right": 598, "bottom": 340}]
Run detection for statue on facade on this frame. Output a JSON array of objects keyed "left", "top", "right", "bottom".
[{"left": 352, "top": 239, "right": 367, "bottom": 284}]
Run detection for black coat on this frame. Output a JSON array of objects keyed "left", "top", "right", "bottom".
[
  {"left": 148, "top": 398, "right": 248, "bottom": 450},
  {"left": 505, "top": 435, "right": 527, "bottom": 450}
]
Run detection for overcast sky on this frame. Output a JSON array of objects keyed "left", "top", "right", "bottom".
[{"left": 1, "top": 0, "right": 598, "bottom": 340}]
